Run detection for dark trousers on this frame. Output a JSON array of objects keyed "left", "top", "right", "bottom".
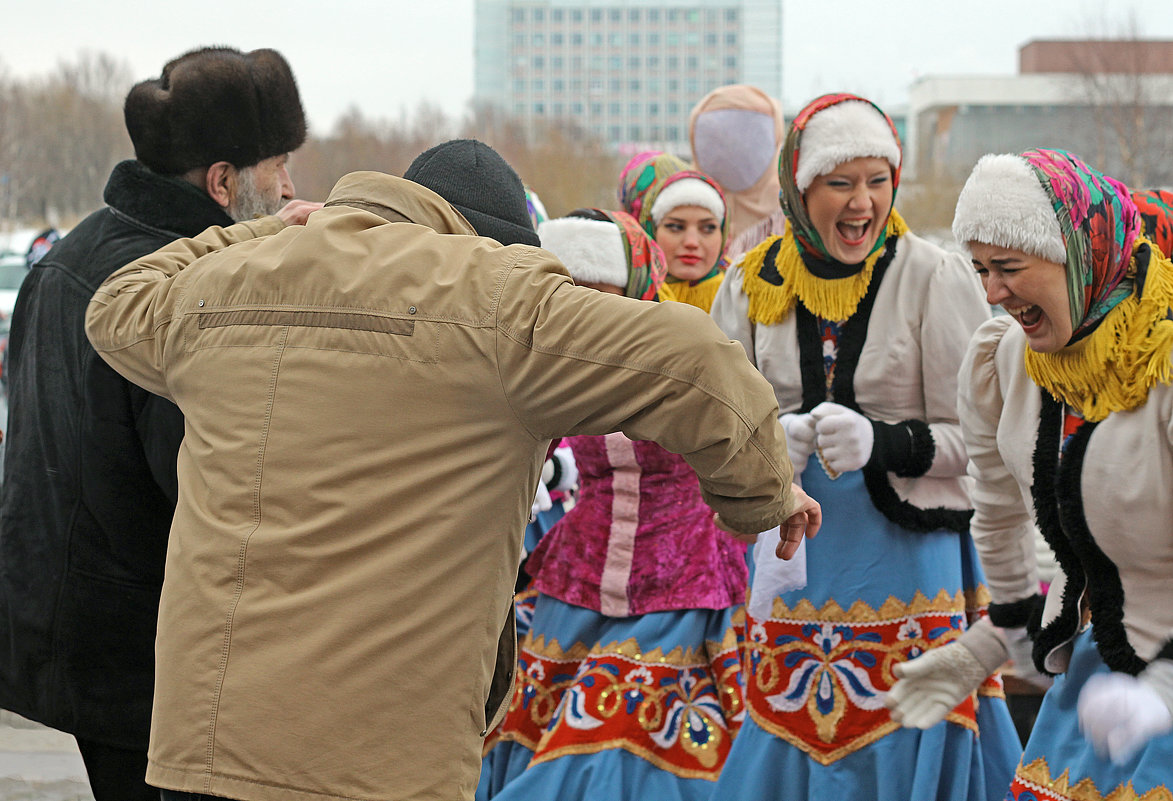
[
  {"left": 74, "top": 737, "right": 157, "bottom": 801},
  {"left": 159, "top": 790, "right": 237, "bottom": 801}
]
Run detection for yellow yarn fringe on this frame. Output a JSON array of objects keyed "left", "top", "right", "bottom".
[
  {"left": 740, "top": 210, "right": 909, "bottom": 324},
  {"left": 1024, "top": 237, "right": 1173, "bottom": 422},
  {"left": 662, "top": 272, "right": 725, "bottom": 312}
]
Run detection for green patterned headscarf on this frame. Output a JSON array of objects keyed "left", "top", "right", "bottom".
[
  {"left": 1022, "top": 148, "right": 1140, "bottom": 339},
  {"left": 617, "top": 151, "right": 689, "bottom": 224}
]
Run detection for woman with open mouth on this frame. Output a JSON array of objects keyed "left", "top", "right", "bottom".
[
  {"left": 709, "top": 93, "right": 1021, "bottom": 800},
  {"left": 888, "top": 148, "right": 1173, "bottom": 801}
]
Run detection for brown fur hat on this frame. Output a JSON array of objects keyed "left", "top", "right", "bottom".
[{"left": 124, "top": 46, "right": 307, "bottom": 175}]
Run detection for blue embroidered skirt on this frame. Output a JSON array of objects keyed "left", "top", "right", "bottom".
[{"left": 711, "top": 464, "right": 1021, "bottom": 800}]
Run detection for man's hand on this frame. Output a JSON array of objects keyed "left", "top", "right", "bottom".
[
  {"left": 713, "top": 484, "right": 821, "bottom": 559},
  {"left": 776, "top": 482, "right": 821, "bottom": 559},
  {"left": 276, "top": 200, "right": 324, "bottom": 227}
]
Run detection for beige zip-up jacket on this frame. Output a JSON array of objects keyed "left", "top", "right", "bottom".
[{"left": 85, "top": 172, "right": 800, "bottom": 801}]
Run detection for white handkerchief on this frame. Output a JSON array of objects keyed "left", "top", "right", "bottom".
[{"left": 748, "top": 526, "right": 807, "bottom": 620}]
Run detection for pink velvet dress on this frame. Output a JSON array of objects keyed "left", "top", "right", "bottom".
[
  {"left": 481, "top": 433, "right": 749, "bottom": 800},
  {"left": 527, "top": 432, "right": 747, "bottom": 615}
]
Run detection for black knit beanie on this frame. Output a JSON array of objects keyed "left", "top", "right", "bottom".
[
  {"left": 124, "top": 46, "right": 307, "bottom": 175},
  {"left": 404, "top": 140, "right": 540, "bottom": 247}
]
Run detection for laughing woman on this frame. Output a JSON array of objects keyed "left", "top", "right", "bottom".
[
  {"left": 709, "top": 93, "right": 1021, "bottom": 800},
  {"left": 619, "top": 152, "right": 729, "bottom": 312},
  {"left": 889, "top": 149, "right": 1173, "bottom": 801}
]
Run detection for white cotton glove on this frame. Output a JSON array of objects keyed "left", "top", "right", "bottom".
[
  {"left": 885, "top": 617, "right": 1008, "bottom": 729},
  {"left": 779, "top": 412, "right": 816, "bottom": 473},
  {"left": 810, "top": 401, "right": 874, "bottom": 478},
  {"left": 1078, "top": 670, "right": 1173, "bottom": 764},
  {"left": 531, "top": 480, "right": 553, "bottom": 518}
]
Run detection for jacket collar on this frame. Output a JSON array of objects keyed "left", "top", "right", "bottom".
[
  {"left": 323, "top": 172, "right": 477, "bottom": 236},
  {"left": 103, "top": 160, "right": 235, "bottom": 238}
]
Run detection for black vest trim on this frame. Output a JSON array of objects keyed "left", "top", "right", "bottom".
[
  {"left": 1155, "top": 638, "right": 1173, "bottom": 663},
  {"left": 1029, "top": 392, "right": 1146, "bottom": 676},
  {"left": 795, "top": 235, "right": 970, "bottom": 534},
  {"left": 988, "top": 593, "right": 1045, "bottom": 631}
]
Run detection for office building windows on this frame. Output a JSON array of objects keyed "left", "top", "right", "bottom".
[{"left": 476, "top": 0, "right": 781, "bottom": 150}]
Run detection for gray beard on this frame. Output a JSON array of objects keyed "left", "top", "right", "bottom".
[{"left": 226, "top": 167, "right": 284, "bottom": 222}]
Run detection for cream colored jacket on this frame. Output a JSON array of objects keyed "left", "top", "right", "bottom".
[
  {"left": 959, "top": 315, "right": 1173, "bottom": 671},
  {"left": 712, "top": 232, "right": 989, "bottom": 516},
  {"left": 84, "top": 173, "right": 800, "bottom": 801}
]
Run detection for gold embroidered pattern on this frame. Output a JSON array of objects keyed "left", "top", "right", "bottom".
[
  {"left": 1012, "top": 757, "right": 1173, "bottom": 801},
  {"left": 745, "top": 589, "right": 987, "bottom": 764}
]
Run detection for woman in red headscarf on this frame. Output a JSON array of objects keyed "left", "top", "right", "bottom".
[{"left": 709, "top": 94, "right": 1021, "bottom": 800}]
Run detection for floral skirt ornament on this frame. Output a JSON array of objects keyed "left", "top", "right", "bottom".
[
  {"left": 711, "top": 463, "right": 1022, "bottom": 801},
  {"left": 1007, "top": 628, "right": 1173, "bottom": 801},
  {"left": 481, "top": 595, "right": 745, "bottom": 801}
]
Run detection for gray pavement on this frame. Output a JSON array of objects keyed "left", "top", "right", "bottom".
[{"left": 0, "top": 710, "right": 94, "bottom": 800}]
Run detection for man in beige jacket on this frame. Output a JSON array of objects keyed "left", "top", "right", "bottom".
[{"left": 84, "top": 139, "right": 819, "bottom": 801}]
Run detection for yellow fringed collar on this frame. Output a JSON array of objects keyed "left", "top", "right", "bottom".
[
  {"left": 738, "top": 210, "right": 909, "bottom": 324},
  {"left": 1025, "top": 238, "right": 1173, "bottom": 422},
  {"left": 661, "top": 271, "right": 725, "bottom": 312}
]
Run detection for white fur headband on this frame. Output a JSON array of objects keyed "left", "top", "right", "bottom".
[
  {"left": 794, "top": 101, "right": 901, "bottom": 192},
  {"left": 649, "top": 178, "right": 726, "bottom": 227},
  {"left": 538, "top": 217, "right": 628, "bottom": 288},
  {"left": 952, "top": 153, "right": 1066, "bottom": 263}
]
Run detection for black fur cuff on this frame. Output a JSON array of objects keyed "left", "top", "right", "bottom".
[
  {"left": 989, "top": 594, "right": 1045, "bottom": 632},
  {"left": 868, "top": 419, "right": 935, "bottom": 478},
  {"left": 546, "top": 456, "right": 563, "bottom": 492},
  {"left": 1155, "top": 638, "right": 1173, "bottom": 664}
]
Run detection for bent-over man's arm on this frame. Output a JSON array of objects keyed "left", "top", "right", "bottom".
[
  {"left": 84, "top": 217, "right": 286, "bottom": 398},
  {"left": 496, "top": 250, "right": 806, "bottom": 538}
]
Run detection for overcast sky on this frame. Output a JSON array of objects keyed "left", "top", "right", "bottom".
[{"left": 1, "top": 0, "right": 1169, "bottom": 134}]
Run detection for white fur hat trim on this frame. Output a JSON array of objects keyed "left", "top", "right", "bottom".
[
  {"left": 794, "top": 101, "right": 901, "bottom": 192},
  {"left": 649, "top": 178, "right": 726, "bottom": 226},
  {"left": 538, "top": 217, "right": 628, "bottom": 288},
  {"left": 952, "top": 153, "right": 1066, "bottom": 263}
]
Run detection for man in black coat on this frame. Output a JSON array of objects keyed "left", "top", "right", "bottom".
[{"left": 0, "top": 46, "right": 319, "bottom": 801}]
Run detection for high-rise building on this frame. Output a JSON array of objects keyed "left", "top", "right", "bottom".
[{"left": 474, "top": 0, "right": 783, "bottom": 154}]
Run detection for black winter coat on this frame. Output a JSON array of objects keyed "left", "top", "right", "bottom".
[{"left": 0, "top": 160, "right": 233, "bottom": 748}]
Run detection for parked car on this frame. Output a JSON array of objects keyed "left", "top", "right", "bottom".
[
  {"left": 0, "top": 249, "right": 27, "bottom": 302},
  {"left": 0, "top": 251, "right": 28, "bottom": 390}
]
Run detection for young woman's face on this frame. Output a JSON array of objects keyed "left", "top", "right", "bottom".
[
  {"left": 655, "top": 206, "right": 723, "bottom": 281},
  {"left": 803, "top": 157, "right": 893, "bottom": 264},
  {"left": 970, "top": 242, "right": 1073, "bottom": 352}
]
